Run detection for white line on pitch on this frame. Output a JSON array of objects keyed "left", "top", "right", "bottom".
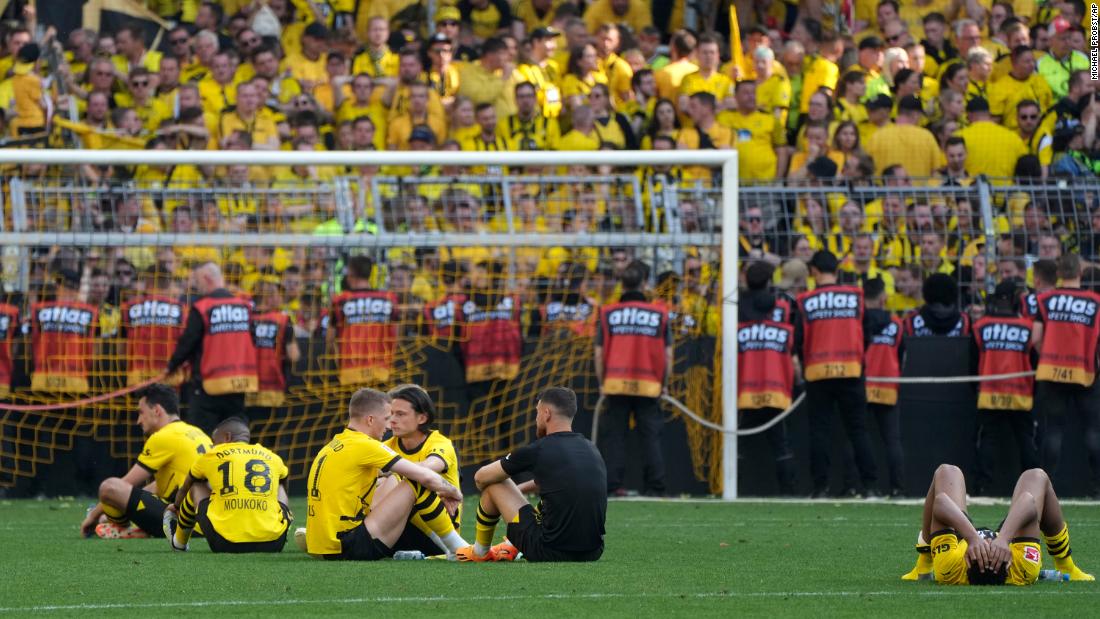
[{"left": 3, "top": 589, "right": 1100, "bottom": 612}]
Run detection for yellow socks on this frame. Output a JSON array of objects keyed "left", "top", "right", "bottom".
[
  {"left": 102, "top": 502, "right": 128, "bottom": 525},
  {"left": 902, "top": 531, "right": 933, "bottom": 581},
  {"left": 474, "top": 503, "right": 499, "bottom": 557},
  {"left": 1046, "top": 523, "right": 1094, "bottom": 581},
  {"left": 174, "top": 494, "right": 197, "bottom": 547}
]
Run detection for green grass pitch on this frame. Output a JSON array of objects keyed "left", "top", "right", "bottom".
[{"left": 2, "top": 498, "right": 1099, "bottom": 617}]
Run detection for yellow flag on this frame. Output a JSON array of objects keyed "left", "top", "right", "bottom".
[{"left": 728, "top": 4, "right": 750, "bottom": 80}]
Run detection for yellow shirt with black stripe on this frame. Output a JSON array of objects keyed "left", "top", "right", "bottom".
[
  {"left": 930, "top": 530, "right": 1041, "bottom": 586},
  {"left": 190, "top": 441, "right": 290, "bottom": 543},
  {"left": 305, "top": 428, "right": 401, "bottom": 556},
  {"left": 136, "top": 420, "right": 212, "bottom": 501},
  {"left": 384, "top": 430, "right": 461, "bottom": 530}
]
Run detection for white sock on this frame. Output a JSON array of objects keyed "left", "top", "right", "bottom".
[
  {"left": 474, "top": 542, "right": 490, "bottom": 557},
  {"left": 428, "top": 532, "right": 448, "bottom": 554},
  {"left": 441, "top": 530, "right": 468, "bottom": 553}
]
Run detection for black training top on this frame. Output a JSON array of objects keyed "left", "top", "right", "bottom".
[{"left": 500, "top": 431, "right": 608, "bottom": 553}]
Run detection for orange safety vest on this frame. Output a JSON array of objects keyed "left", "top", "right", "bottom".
[
  {"left": 330, "top": 289, "right": 399, "bottom": 386},
  {"left": 737, "top": 320, "right": 794, "bottom": 410},
  {"left": 461, "top": 295, "right": 522, "bottom": 382},
  {"left": 974, "top": 315, "right": 1035, "bottom": 410},
  {"left": 251, "top": 310, "right": 291, "bottom": 407},
  {"left": 795, "top": 285, "right": 864, "bottom": 381},
  {"left": 194, "top": 295, "right": 258, "bottom": 395},
  {"left": 599, "top": 300, "right": 669, "bottom": 397},
  {"left": 865, "top": 315, "right": 902, "bottom": 405},
  {"left": 1035, "top": 288, "right": 1100, "bottom": 387},
  {"left": 30, "top": 300, "right": 98, "bottom": 393},
  {"left": 122, "top": 295, "right": 188, "bottom": 386}
]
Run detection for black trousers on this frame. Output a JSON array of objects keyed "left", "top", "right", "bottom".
[
  {"left": 869, "top": 403, "right": 905, "bottom": 493},
  {"left": 740, "top": 407, "right": 797, "bottom": 494},
  {"left": 806, "top": 378, "right": 878, "bottom": 492},
  {"left": 972, "top": 408, "right": 1039, "bottom": 494},
  {"left": 185, "top": 388, "right": 246, "bottom": 436},
  {"left": 599, "top": 394, "right": 666, "bottom": 493},
  {"left": 1037, "top": 380, "right": 1100, "bottom": 495}
]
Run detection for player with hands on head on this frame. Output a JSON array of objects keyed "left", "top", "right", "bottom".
[{"left": 902, "top": 464, "right": 1093, "bottom": 584}]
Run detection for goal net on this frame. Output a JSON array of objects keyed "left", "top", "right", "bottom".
[{"left": 0, "top": 149, "right": 737, "bottom": 495}]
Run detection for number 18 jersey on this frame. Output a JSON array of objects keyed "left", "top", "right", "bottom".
[{"left": 190, "top": 442, "right": 290, "bottom": 543}]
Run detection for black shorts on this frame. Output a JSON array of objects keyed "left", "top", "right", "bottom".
[
  {"left": 196, "top": 499, "right": 288, "bottom": 553},
  {"left": 126, "top": 487, "right": 168, "bottom": 538},
  {"left": 506, "top": 504, "right": 603, "bottom": 563},
  {"left": 326, "top": 524, "right": 394, "bottom": 561},
  {"left": 392, "top": 521, "right": 445, "bottom": 556}
]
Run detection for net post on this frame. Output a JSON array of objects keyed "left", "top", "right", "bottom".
[
  {"left": 976, "top": 176, "right": 997, "bottom": 296},
  {"left": 720, "top": 154, "right": 739, "bottom": 500}
]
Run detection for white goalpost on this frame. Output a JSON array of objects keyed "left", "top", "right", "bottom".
[{"left": 0, "top": 148, "right": 743, "bottom": 499}]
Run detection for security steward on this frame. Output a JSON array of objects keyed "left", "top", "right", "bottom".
[
  {"left": 328, "top": 255, "right": 399, "bottom": 386},
  {"left": 167, "top": 262, "right": 258, "bottom": 434},
  {"left": 1031, "top": 254, "right": 1100, "bottom": 496},
  {"left": 795, "top": 250, "right": 880, "bottom": 498},
  {"left": 738, "top": 261, "right": 797, "bottom": 494},
  {"left": 595, "top": 260, "right": 672, "bottom": 497},
  {"left": 971, "top": 278, "right": 1038, "bottom": 494}
]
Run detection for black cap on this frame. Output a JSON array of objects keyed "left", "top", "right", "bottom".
[
  {"left": 866, "top": 94, "right": 893, "bottom": 110},
  {"left": 428, "top": 32, "right": 451, "bottom": 45},
  {"left": 808, "top": 250, "right": 839, "bottom": 274},
  {"left": 897, "top": 95, "right": 924, "bottom": 114},
  {"left": 966, "top": 96, "right": 990, "bottom": 113},
  {"left": 409, "top": 125, "right": 437, "bottom": 144},
  {"left": 303, "top": 22, "right": 330, "bottom": 40},
  {"left": 859, "top": 35, "right": 885, "bottom": 50},
  {"left": 55, "top": 268, "right": 81, "bottom": 290},
  {"left": 530, "top": 26, "right": 559, "bottom": 40}
]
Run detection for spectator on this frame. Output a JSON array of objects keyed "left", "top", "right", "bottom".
[
  {"left": 1038, "top": 17, "right": 1090, "bottom": 99},
  {"left": 723, "top": 80, "right": 787, "bottom": 181},
  {"left": 457, "top": 36, "right": 516, "bottom": 117},
  {"left": 956, "top": 97, "right": 1028, "bottom": 179},
  {"left": 989, "top": 45, "right": 1052, "bottom": 131},
  {"left": 865, "top": 95, "right": 943, "bottom": 176}
]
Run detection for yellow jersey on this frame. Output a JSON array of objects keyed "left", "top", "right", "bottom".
[
  {"left": 384, "top": 430, "right": 461, "bottom": 529},
  {"left": 931, "top": 531, "right": 1041, "bottom": 586},
  {"left": 955, "top": 121, "right": 1028, "bottom": 180},
  {"left": 305, "top": 428, "right": 401, "bottom": 555},
  {"left": 987, "top": 73, "right": 1053, "bottom": 131},
  {"left": 718, "top": 110, "right": 784, "bottom": 181},
  {"left": 679, "top": 70, "right": 734, "bottom": 103},
  {"left": 136, "top": 420, "right": 212, "bottom": 501},
  {"left": 190, "top": 441, "right": 290, "bottom": 543}
]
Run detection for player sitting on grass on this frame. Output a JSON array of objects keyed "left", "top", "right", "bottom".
[
  {"left": 79, "top": 384, "right": 212, "bottom": 539},
  {"left": 300, "top": 387, "right": 468, "bottom": 560},
  {"left": 902, "top": 464, "right": 1094, "bottom": 584},
  {"left": 456, "top": 387, "right": 607, "bottom": 563},
  {"left": 164, "top": 417, "right": 291, "bottom": 552},
  {"left": 383, "top": 384, "right": 464, "bottom": 556}
]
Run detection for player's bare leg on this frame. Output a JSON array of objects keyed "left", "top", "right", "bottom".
[
  {"left": 1010, "top": 468, "right": 1094, "bottom": 581},
  {"left": 364, "top": 478, "right": 468, "bottom": 556},
  {"left": 903, "top": 464, "right": 967, "bottom": 580},
  {"left": 363, "top": 480, "right": 420, "bottom": 548}
]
